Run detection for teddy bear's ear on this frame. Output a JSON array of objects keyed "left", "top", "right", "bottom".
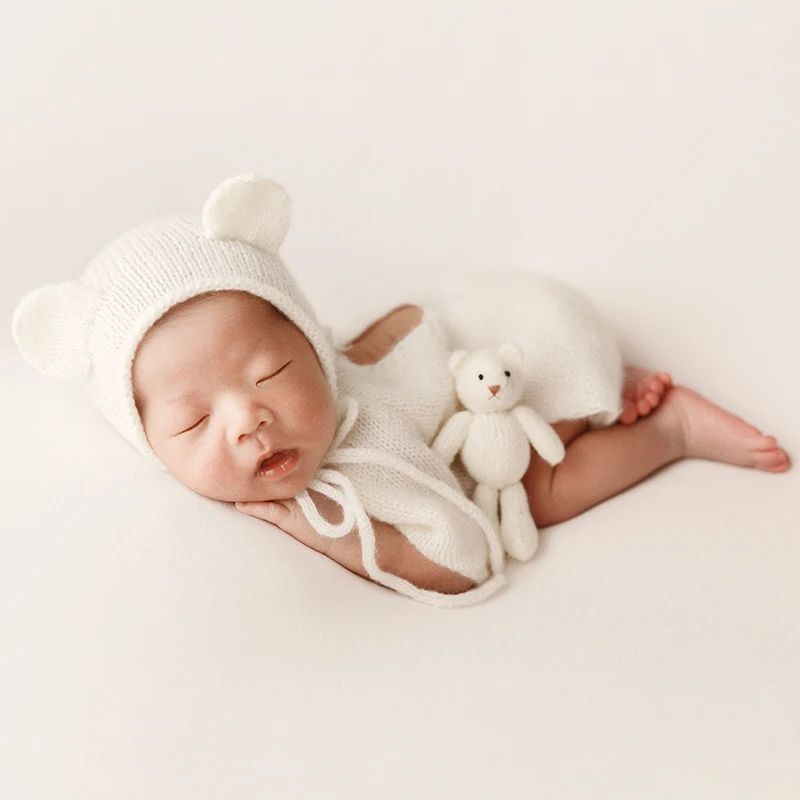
[
  {"left": 499, "top": 342, "right": 523, "bottom": 369},
  {"left": 12, "top": 281, "right": 102, "bottom": 378},
  {"left": 448, "top": 350, "right": 469, "bottom": 377},
  {"left": 202, "top": 175, "right": 291, "bottom": 255}
]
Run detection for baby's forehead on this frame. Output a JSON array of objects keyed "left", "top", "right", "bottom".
[
  {"left": 133, "top": 291, "right": 290, "bottom": 397},
  {"left": 156, "top": 289, "right": 281, "bottom": 330},
  {"left": 140, "top": 292, "right": 292, "bottom": 360}
]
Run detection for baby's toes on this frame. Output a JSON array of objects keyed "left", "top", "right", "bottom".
[
  {"left": 647, "top": 376, "right": 669, "bottom": 398},
  {"left": 637, "top": 392, "right": 657, "bottom": 416},
  {"left": 619, "top": 402, "right": 638, "bottom": 425},
  {"left": 645, "top": 390, "right": 660, "bottom": 407}
]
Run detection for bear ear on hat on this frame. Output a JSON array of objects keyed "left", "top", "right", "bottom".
[
  {"left": 12, "top": 281, "right": 102, "bottom": 379},
  {"left": 202, "top": 174, "right": 291, "bottom": 255}
]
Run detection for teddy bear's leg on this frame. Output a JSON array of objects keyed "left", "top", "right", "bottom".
[
  {"left": 473, "top": 484, "right": 500, "bottom": 530},
  {"left": 499, "top": 482, "right": 540, "bottom": 561}
]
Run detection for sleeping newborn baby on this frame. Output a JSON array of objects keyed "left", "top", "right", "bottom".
[
  {"left": 129, "top": 289, "right": 497, "bottom": 603},
  {"left": 12, "top": 175, "right": 791, "bottom": 607}
]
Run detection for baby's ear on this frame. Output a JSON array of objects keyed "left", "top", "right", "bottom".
[
  {"left": 202, "top": 175, "right": 291, "bottom": 255},
  {"left": 12, "top": 281, "right": 102, "bottom": 378},
  {"left": 448, "top": 350, "right": 469, "bottom": 377},
  {"left": 498, "top": 342, "right": 523, "bottom": 370}
]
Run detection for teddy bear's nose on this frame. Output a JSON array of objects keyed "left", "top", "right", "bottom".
[{"left": 489, "top": 384, "right": 501, "bottom": 396}]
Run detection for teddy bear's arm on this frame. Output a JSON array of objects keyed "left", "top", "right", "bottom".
[
  {"left": 512, "top": 406, "right": 566, "bottom": 466},
  {"left": 431, "top": 411, "right": 473, "bottom": 466}
]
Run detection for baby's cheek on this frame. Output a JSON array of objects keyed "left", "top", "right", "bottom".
[
  {"left": 181, "top": 439, "right": 238, "bottom": 498},
  {"left": 300, "top": 388, "right": 337, "bottom": 443},
  {"left": 287, "top": 375, "right": 329, "bottom": 422}
]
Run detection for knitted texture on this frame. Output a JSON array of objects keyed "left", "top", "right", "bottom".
[
  {"left": 432, "top": 346, "right": 565, "bottom": 562},
  {"left": 340, "top": 299, "right": 621, "bottom": 572},
  {"left": 438, "top": 345, "right": 565, "bottom": 486},
  {"left": 424, "top": 269, "right": 624, "bottom": 429},
  {"left": 297, "top": 390, "right": 507, "bottom": 607},
  {"left": 12, "top": 177, "right": 338, "bottom": 471},
  {"left": 11, "top": 175, "right": 623, "bottom": 608},
  {"left": 351, "top": 271, "right": 625, "bottom": 502},
  {"left": 11, "top": 174, "right": 507, "bottom": 607}
]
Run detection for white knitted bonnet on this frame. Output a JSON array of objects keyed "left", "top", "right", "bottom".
[{"left": 11, "top": 175, "right": 338, "bottom": 471}]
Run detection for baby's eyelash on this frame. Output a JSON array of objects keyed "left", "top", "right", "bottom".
[
  {"left": 177, "top": 415, "right": 208, "bottom": 435},
  {"left": 256, "top": 361, "right": 292, "bottom": 385}
]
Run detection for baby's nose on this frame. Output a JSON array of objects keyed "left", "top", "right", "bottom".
[
  {"left": 226, "top": 399, "right": 273, "bottom": 443},
  {"left": 234, "top": 417, "right": 270, "bottom": 444},
  {"left": 489, "top": 384, "right": 501, "bottom": 396}
]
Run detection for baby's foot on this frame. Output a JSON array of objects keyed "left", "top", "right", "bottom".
[
  {"left": 619, "top": 367, "right": 673, "bottom": 425},
  {"left": 658, "top": 386, "right": 791, "bottom": 473}
]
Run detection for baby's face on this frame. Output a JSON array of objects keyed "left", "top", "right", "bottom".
[{"left": 132, "top": 291, "right": 338, "bottom": 503}]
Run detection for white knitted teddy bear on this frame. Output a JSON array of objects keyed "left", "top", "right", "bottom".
[{"left": 432, "top": 343, "right": 566, "bottom": 561}]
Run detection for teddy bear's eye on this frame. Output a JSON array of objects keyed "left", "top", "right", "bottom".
[
  {"left": 504, "top": 370, "right": 511, "bottom": 377},
  {"left": 478, "top": 374, "right": 484, "bottom": 380}
]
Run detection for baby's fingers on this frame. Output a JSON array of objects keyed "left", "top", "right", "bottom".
[
  {"left": 235, "top": 499, "right": 327, "bottom": 553},
  {"left": 235, "top": 500, "right": 290, "bottom": 526}
]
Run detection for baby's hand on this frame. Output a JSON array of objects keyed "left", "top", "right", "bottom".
[
  {"left": 236, "top": 495, "right": 476, "bottom": 594},
  {"left": 236, "top": 498, "right": 320, "bottom": 548},
  {"left": 235, "top": 493, "right": 368, "bottom": 579}
]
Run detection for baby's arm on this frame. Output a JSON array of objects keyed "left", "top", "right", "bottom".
[{"left": 237, "top": 492, "right": 476, "bottom": 595}]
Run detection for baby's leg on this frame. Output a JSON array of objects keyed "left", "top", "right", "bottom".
[{"left": 523, "top": 384, "right": 790, "bottom": 528}]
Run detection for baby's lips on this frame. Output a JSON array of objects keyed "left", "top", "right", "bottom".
[
  {"left": 253, "top": 448, "right": 294, "bottom": 475},
  {"left": 253, "top": 451, "right": 277, "bottom": 475}
]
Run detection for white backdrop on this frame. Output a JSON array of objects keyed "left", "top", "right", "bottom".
[{"left": 2, "top": 2, "right": 799, "bottom": 798}]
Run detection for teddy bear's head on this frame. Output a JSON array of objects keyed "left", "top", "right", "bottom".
[{"left": 449, "top": 343, "right": 524, "bottom": 413}]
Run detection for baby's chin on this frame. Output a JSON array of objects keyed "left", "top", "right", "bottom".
[{"left": 245, "top": 469, "right": 314, "bottom": 503}]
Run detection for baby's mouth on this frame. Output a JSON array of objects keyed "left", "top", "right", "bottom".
[
  {"left": 256, "top": 450, "right": 282, "bottom": 472},
  {"left": 254, "top": 449, "right": 299, "bottom": 479}
]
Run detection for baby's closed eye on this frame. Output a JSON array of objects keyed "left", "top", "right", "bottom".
[
  {"left": 175, "top": 415, "right": 209, "bottom": 436},
  {"left": 256, "top": 360, "right": 292, "bottom": 384},
  {"left": 170, "top": 360, "right": 293, "bottom": 436}
]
